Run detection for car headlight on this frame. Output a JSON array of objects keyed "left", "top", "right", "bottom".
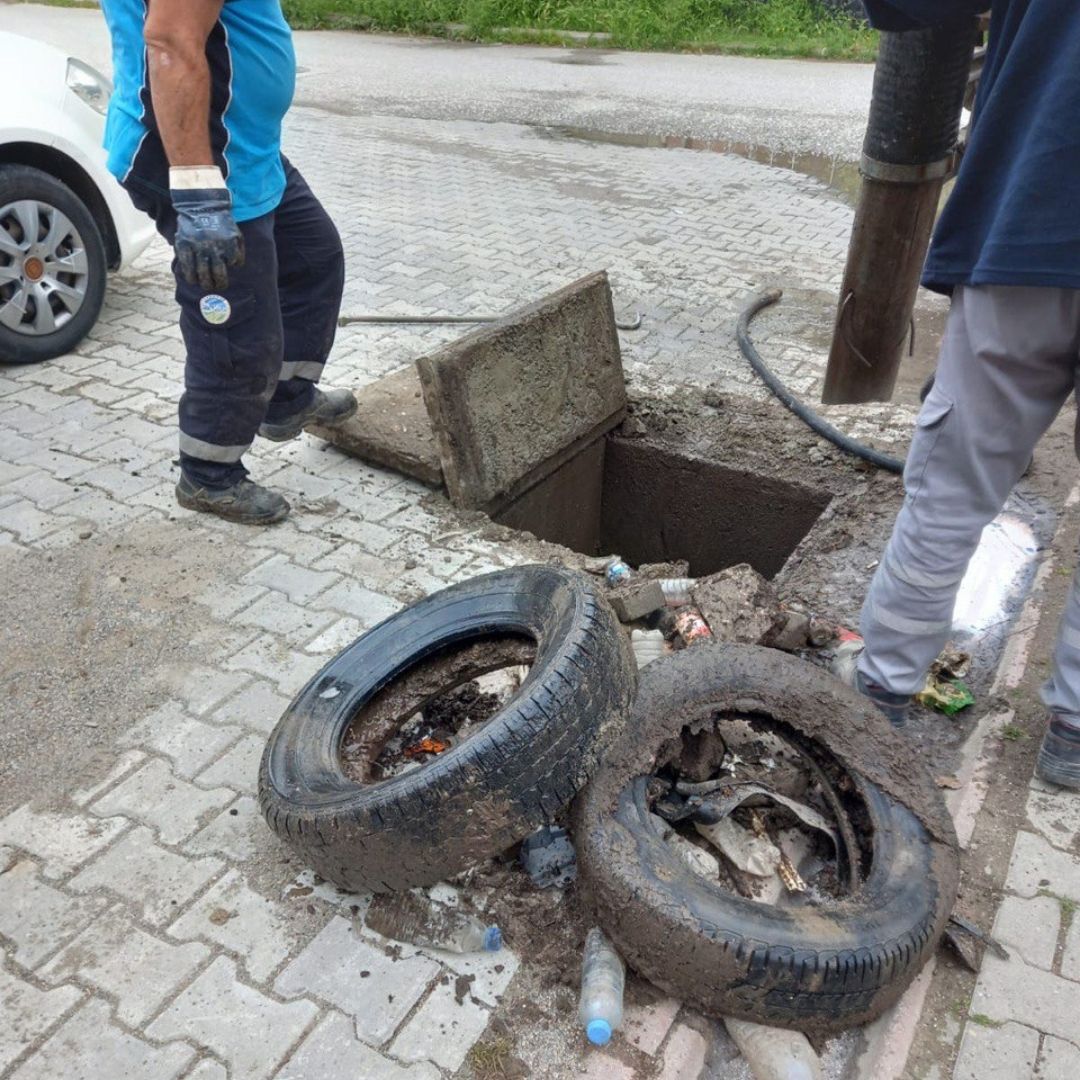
[{"left": 66, "top": 58, "right": 113, "bottom": 116}]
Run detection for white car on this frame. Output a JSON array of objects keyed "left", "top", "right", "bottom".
[{"left": 0, "top": 30, "right": 154, "bottom": 363}]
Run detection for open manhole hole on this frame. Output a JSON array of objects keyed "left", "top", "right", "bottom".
[
  {"left": 340, "top": 635, "right": 536, "bottom": 784},
  {"left": 493, "top": 434, "right": 832, "bottom": 578}
]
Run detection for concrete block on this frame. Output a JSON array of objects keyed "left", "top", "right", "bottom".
[
  {"left": 310, "top": 366, "right": 444, "bottom": 487},
  {"left": 691, "top": 563, "right": 783, "bottom": 644},
  {"left": 1005, "top": 830, "right": 1080, "bottom": 901},
  {"left": 417, "top": 271, "right": 626, "bottom": 510},
  {"left": 609, "top": 579, "right": 666, "bottom": 624}
]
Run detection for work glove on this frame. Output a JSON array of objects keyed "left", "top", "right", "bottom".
[{"left": 169, "top": 166, "right": 245, "bottom": 291}]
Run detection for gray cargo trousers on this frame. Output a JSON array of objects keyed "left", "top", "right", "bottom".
[{"left": 859, "top": 284, "right": 1080, "bottom": 726}]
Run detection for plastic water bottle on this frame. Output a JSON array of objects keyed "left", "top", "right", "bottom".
[
  {"left": 579, "top": 927, "right": 625, "bottom": 1046},
  {"left": 659, "top": 578, "right": 695, "bottom": 607},
  {"left": 605, "top": 558, "right": 633, "bottom": 586},
  {"left": 365, "top": 892, "right": 501, "bottom": 954},
  {"left": 724, "top": 1017, "right": 824, "bottom": 1080}
]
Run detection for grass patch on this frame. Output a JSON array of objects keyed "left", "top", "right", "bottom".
[
  {"left": 1001, "top": 723, "right": 1028, "bottom": 742},
  {"left": 1038, "top": 888, "right": 1079, "bottom": 931},
  {"left": 467, "top": 1036, "right": 516, "bottom": 1079},
  {"left": 969, "top": 1013, "right": 1004, "bottom": 1029},
  {"left": 281, "top": 0, "right": 878, "bottom": 60}
]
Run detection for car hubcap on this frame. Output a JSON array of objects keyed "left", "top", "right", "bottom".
[{"left": 0, "top": 200, "right": 90, "bottom": 336}]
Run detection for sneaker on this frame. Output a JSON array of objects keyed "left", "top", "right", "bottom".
[
  {"left": 1036, "top": 716, "right": 1080, "bottom": 790},
  {"left": 258, "top": 387, "right": 358, "bottom": 442},
  {"left": 176, "top": 475, "right": 290, "bottom": 525},
  {"left": 831, "top": 637, "right": 911, "bottom": 729}
]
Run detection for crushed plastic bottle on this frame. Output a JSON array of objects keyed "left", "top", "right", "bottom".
[
  {"left": 605, "top": 558, "right": 633, "bottom": 586},
  {"left": 578, "top": 927, "right": 625, "bottom": 1046},
  {"left": 365, "top": 891, "right": 501, "bottom": 954},
  {"left": 659, "top": 578, "right": 695, "bottom": 607},
  {"left": 631, "top": 628, "right": 667, "bottom": 669},
  {"left": 724, "top": 1017, "right": 824, "bottom": 1080}
]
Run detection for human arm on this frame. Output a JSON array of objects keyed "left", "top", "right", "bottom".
[{"left": 144, "top": 0, "right": 243, "bottom": 289}]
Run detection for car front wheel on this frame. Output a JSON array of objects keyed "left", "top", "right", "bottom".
[{"left": 0, "top": 164, "right": 107, "bottom": 364}]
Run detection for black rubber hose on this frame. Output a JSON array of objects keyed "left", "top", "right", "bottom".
[
  {"left": 866, "top": 21, "right": 980, "bottom": 165},
  {"left": 736, "top": 289, "right": 905, "bottom": 475}
]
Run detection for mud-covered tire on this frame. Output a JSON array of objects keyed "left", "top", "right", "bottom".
[
  {"left": 574, "top": 644, "right": 959, "bottom": 1033},
  {"left": 259, "top": 566, "right": 635, "bottom": 893}
]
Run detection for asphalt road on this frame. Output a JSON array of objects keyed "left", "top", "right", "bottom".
[{"left": 5, "top": 3, "right": 874, "bottom": 160}]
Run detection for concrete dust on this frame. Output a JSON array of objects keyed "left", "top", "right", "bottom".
[{"left": 0, "top": 521, "right": 241, "bottom": 815}]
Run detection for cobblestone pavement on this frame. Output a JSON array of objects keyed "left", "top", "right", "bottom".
[{"left": 0, "top": 9, "right": 1070, "bottom": 1080}]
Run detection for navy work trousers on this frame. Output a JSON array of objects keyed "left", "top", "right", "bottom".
[{"left": 125, "top": 159, "right": 345, "bottom": 488}]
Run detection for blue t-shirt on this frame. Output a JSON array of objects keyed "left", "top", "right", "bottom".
[
  {"left": 863, "top": 1, "right": 1080, "bottom": 294},
  {"left": 101, "top": 0, "right": 296, "bottom": 221}
]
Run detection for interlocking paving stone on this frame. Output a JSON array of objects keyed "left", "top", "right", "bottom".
[
  {"left": 67, "top": 825, "right": 224, "bottom": 927},
  {"left": 119, "top": 703, "right": 243, "bottom": 780},
  {"left": 953, "top": 1020, "right": 1039, "bottom": 1080},
  {"left": 0, "top": 859, "right": 106, "bottom": 969},
  {"left": 991, "top": 893, "right": 1061, "bottom": 971},
  {"left": 0, "top": 957, "right": 83, "bottom": 1073},
  {"left": 11, "top": 998, "right": 195, "bottom": 1080},
  {"left": 146, "top": 957, "right": 319, "bottom": 1080},
  {"left": 389, "top": 978, "right": 492, "bottom": 1073},
  {"left": 276, "top": 916, "right": 439, "bottom": 1045},
  {"left": 168, "top": 869, "right": 295, "bottom": 983},
  {"left": 0, "top": 803, "right": 126, "bottom": 879},
  {"left": 278, "top": 1011, "right": 442, "bottom": 1080},
  {"left": 90, "top": 759, "right": 234, "bottom": 845},
  {"left": 185, "top": 797, "right": 266, "bottom": 862},
  {"left": 39, "top": 905, "right": 209, "bottom": 1026},
  {"left": 1036, "top": 1035, "right": 1080, "bottom": 1080}
]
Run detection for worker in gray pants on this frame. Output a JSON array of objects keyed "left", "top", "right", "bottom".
[{"left": 852, "top": 0, "right": 1080, "bottom": 789}]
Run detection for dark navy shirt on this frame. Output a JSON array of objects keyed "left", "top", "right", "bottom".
[
  {"left": 101, "top": 0, "right": 296, "bottom": 221},
  {"left": 863, "top": 1, "right": 1080, "bottom": 294}
]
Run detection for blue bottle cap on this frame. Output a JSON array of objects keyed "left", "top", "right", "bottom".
[
  {"left": 483, "top": 926, "right": 502, "bottom": 952},
  {"left": 586, "top": 1019, "right": 612, "bottom": 1046}
]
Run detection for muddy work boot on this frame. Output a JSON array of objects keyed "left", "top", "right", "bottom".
[
  {"left": 1037, "top": 716, "right": 1080, "bottom": 790},
  {"left": 176, "top": 475, "right": 290, "bottom": 525},
  {"left": 831, "top": 637, "right": 911, "bottom": 729},
  {"left": 258, "top": 387, "right": 358, "bottom": 442}
]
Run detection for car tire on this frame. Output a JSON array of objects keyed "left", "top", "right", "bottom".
[
  {"left": 259, "top": 565, "right": 636, "bottom": 893},
  {"left": 574, "top": 644, "right": 959, "bottom": 1033},
  {"left": 0, "top": 165, "right": 108, "bottom": 364}
]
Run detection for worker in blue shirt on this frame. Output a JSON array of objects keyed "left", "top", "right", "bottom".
[
  {"left": 838, "top": 0, "right": 1080, "bottom": 789},
  {"left": 100, "top": 0, "right": 357, "bottom": 524}
]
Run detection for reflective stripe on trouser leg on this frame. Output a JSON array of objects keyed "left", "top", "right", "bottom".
[
  {"left": 1042, "top": 571, "right": 1080, "bottom": 725},
  {"left": 860, "top": 285, "right": 1080, "bottom": 697},
  {"left": 264, "top": 159, "right": 345, "bottom": 423},
  {"left": 174, "top": 210, "right": 285, "bottom": 488}
]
